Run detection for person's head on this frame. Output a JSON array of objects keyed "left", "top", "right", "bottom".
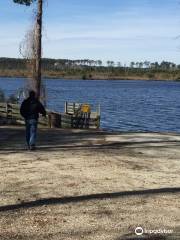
[{"left": 29, "top": 90, "right": 36, "bottom": 99}]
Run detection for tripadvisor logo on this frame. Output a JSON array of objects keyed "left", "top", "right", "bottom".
[
  {"left": 135, "top": 227, "right": 144, "bottom": 236},
  {"left": 135, "top": 226, "right": 173, "bottom": 236}
]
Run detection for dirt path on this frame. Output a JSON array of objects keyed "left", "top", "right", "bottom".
[{"left": 0, "top": 126, "right": 180, "bottom": 239}]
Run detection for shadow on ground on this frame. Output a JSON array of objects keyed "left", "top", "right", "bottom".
[
  {"left": 1, "top": 126, "right": 180, "bottom": 152},
  {"left": 117, "top": 233, "right": 180, "bottom": 240},
  {"left": 0, "top": 187, "right": 179, "bottom": 212},
  {"left": 118, "top": 235, "right": 166, "bottom": 240}
]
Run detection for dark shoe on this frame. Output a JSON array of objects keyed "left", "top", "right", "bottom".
[{"left": 29, "top": 145, "right": 36, "bottom": 151}]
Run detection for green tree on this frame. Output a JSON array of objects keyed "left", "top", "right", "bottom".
[
  {"left": 135, "top": 62, "right": 139, "bottom": 68},
  {"left": 97, "top": 60, "right": 102, "bottom": 67},
  {"left": 138, "top": 62, "right": 143, "bottom": 69},
  {"left": 130, "top": 61, "right": 135, "bottom": 68},
  {"left": 117, "top": 62, "right": 121, "bottom": 68},
  {"left": 107, "top": 61, "right": 111, "bottom": 67},
  {"left": 110, "top": 61, "right": 115, "bottom": 67},
  {"left": 13, "top": 0, "right": 43, "bottom": 99},
  {"left": 144, "top": 61, "right": 150, "bottom": 69}
]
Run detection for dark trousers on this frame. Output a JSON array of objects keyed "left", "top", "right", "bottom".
[{"left": 25, "top": 119, "right": 38, "bottom": 146}]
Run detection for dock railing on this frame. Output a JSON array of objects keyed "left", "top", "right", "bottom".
[
  {"left": 0, "top": 102, "right": 49, "bottom": 127},
  {"left": 64, "top": 102, "right": 100, "bottom": 128},
  {"left": 0, "top": 102, "right": 100, "bottom": 129}
]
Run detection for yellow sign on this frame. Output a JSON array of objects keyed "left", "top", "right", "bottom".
[{"left": 81, "top": 104, "right": 91, "bottom": 113}]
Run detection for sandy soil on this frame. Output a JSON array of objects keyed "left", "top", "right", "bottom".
[{"left": 0, "top": 125, "right": 180, "bottom": 240}]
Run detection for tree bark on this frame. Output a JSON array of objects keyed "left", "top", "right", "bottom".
[{"left": 35, "top": 0, "right": 42, "bottom": 99}]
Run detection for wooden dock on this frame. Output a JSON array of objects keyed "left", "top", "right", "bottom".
[{"left": 0, "top": 101, "right": 100, "bottom": 129}]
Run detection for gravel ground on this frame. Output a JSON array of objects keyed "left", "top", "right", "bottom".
[{"left": 0, "top": 126, "right": 180, "bottom": 240}]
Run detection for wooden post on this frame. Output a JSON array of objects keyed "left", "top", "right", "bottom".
[
  {"left": 97, "top": 104, "right": 101, "bottom": 128},
  {"left": 34, "top": 0, "right": 43, "bottom": 99},
  {"left": 73, "top": 103, "right": 75, "bottom": 115},
  {"left": 47, "top": 113, "right": 51, "bottom": 128},
  {"left": 6, "top": 102, "right": 8, "bottom": 119},
  {"left": 97, "top": 104, "right": 101, "bottom": 116},
  {"left": 65, "top": 101, "right": 67, "bottom": 114},
  {"left": 71, "top": 115, "right": 74, "bottom": 128}
]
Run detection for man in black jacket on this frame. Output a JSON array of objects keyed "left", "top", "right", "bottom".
[{"left": 20, "top": 90, "right": 46, "bottom": 150}]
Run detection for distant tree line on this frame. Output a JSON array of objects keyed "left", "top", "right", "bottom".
[
  {"left": 0, "top": 57, "right": 179, "bottom": 71},
  {"left": 1, "top": 57, "right": 180, "bottom": 81},
  {"left": 0, "top": 58, "right": 26, "bottom": 70}
]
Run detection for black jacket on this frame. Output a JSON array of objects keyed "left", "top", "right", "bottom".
[{"left": 20, "top": 97, "right": 46, "bottom": 120}]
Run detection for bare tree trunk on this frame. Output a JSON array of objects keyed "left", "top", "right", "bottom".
[{"left": 35, "top": 0, "right": 42, "bottom": 99}]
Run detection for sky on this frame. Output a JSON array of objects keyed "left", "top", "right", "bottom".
[{"left": 1, "top": 0, "right": 180, "bottom": 64}]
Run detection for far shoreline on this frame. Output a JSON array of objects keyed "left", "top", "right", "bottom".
[{"left": 0, "top": 74, "right": 179, "bottom": 82}]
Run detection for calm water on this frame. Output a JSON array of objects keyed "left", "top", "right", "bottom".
[{"left": 1, "top": 77, "right": 180, "bottom": 132}]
